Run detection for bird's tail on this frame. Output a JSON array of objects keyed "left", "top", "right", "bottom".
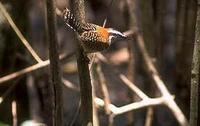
[{"left": 63, "top": 8, "right": 83, "bottom": 33}]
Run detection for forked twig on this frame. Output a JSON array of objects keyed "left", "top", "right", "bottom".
[
  {"left": 135, "top": 33, "right": 188, "bottom": 126},
  {"left": 62, "top": 77, "right": 166, "bottom": 115},
  {"left": 96, "top": 53, "right": 148, "bottom": 99},
  {"left": 96, "top": 52, "right": 188, "bottom": 126},
  {"left": 94, "top": 97, "right": 164, "bottom": 115}
]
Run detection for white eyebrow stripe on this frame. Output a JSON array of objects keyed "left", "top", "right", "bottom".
[
  {"left": 107, "top": 29, "right": 125, "bottom": 37},
  {"left": 108, "top": 35, "right": 113, "bottom": 45}
]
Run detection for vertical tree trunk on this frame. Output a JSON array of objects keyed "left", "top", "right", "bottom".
[
  {"left": 45, "top": 0, "right": 63, "bottom": 125},
  {"left": 154, "top": 0, "right": 166, "bottom": 70},
  {"left": 126, "top": 0, "right": 137, "bottom": 125},
  {"left": 140, "top": 0, "right": 156, "bottom": 56},
  {"left": 71, "top": 0, "right": 93, "bottom": 125},
  {"left": 176, "top": 0, "right": 197, "bottom": 116},
  {"left": 190, "top": 1, "right": 200, "bottom": 126}
]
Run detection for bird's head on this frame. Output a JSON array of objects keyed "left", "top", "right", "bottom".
[{"left": 107, "top": 28, "right": 126, "bottom": 44}]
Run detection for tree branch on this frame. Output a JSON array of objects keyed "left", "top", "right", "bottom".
[
  {"left": 0, "top": 53, "right": 71, "bottom": 85},
  {"left": 97, "top": 52, "right": 188, "bottom": 126},
  {"left": 190, "top": 2, "right": 200, "bottom": 126},
  {"left": 45, "top": 0, "right": 63, "bottom": 125},
  {"left": 71, "top": 0, "right": 93, "bottom": 125},
  {"left": 0, "top": 2, "right": 42, "bottom": 63},
  {"left": 96, "top": 63, "right": 113, "bottom": 126},
  {"left": 135, "top": 32, "right": 188, "bottom": 126}
]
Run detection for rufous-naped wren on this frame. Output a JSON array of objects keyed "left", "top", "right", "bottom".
[{"left": 63, "top": 8, "right": 126, "bottom": 53}]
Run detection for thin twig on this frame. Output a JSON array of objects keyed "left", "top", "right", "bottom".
[
  {"left": 62, "top": 78, "right": 169, "bottom": 118},
  {"left": 0, "top": 52, "right": 74, "bottom": 85},
  {"left": 96, "top": 53, "right": 148, "bottom": 99},
  {"left": 89, "top": 53, "right": 97, "bottom": 70},
  {"left": 0, "top": 79, "right": 18, "bottom": 104},
  {"left": 119, "top": 74, "right": 149, "bottom": 99},
  {"left": 135, "top": 33, "right": 189, "bottom": 126},
  {"left": 96, "top": 63, "right": 113, "bottom": 126},
  {"left": 0, "top": 2, "right": 42, "bottom": 63},
  {"left": 91, "top": 72, "right": 100, "bottom": 126},
  {"left": 94, "top": 97, "right": 164, "bottom": 115},
  {"left": 97, "top": 51, "right": 188, "bottom": 125},
  {"left": 68, "top": 100, "right": 81, "bottom": 126},
  {"left": 125, "top": 0, "right": 188, "bottom": 125},
  {"left": 145, "top": 107, "right": 154, "bottom": 126},
  {"left": 0, "top": 60, "right": 49, "bottom": 84},
  {"left": 62, "top": 78, "right": 79, "bottom": 91},
  {"left": 62, "top": 78, "right": 163, "bottom": 115},
  {"left": 62, "top": 78, "right": 166, "bottom": 117},
  {"left": 12, "top": 100, "right": 17, "bottom": 126},
  {"left": 96, "top": 63, "right": 111, "bottom": 114}
]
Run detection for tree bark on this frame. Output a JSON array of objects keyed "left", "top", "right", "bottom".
[
  {"left": 176, "top": 0, "right": 197, "bottom": 116},
  {"left": 45, "top": 0, "right": 63, "bottom": 125},
  {"left": 71, "top": 0, "right": 93, "bottom": 125},
  {"left": 190, "top": 1, "right": 200, "bottom": 126}
]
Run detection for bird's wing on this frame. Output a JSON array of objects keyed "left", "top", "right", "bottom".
[{"left": 79, "top": 31, "right": 109, "bottom": 53}]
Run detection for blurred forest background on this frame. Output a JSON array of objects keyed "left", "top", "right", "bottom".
[{"left": 0, "top": 0, "right": 199, "bottom": 126}]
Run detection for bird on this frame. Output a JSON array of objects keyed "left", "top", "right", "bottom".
[{"left": 62, "top": 8, "right": 126, "bottom": 53}]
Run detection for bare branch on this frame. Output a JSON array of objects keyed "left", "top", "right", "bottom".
[
  {"left": 94, "top": 97, "right": 164, "bottom": 115},
  {"left": 0, "top": 53, "right": 70, "bottom": 85},
  {"left": 0, "top": 79, "right": 18, "bottom": 104},
  {"left": 96, "top": 63, "right": 113, "bottom": 125},
  {"left": 62, "top": 77, "right": 165, "bottom": 122},
  {"left": 91, "top": 73, "right": 100, "bottom": 126},
  {"left": 45, "top": 0, "right": 63, "bottom": 124},
  {"left": 12, "top": 100, "right": 17, "bottom": 126},
  {"left": 96, "top": 53, "right": 149, "bottom": 99},
  {"left": 62, "top": 78, "right": 79, "bottom": 91},
  {"left": 97, "top": 50, "right": 188, "bottom": 126},
  {"left": 0, "top": 2, "right": 42, "bottom": 63},
  {"left": 0, "top": 60, "right": 49, "bottom": 84},
  {"left": 119, "top": 74, "right": 149, "bottom": 99},
  {"left": 135, "top": 33, "right": 189, "bottom": 126},
  {"left": 61, "top": 78, "right": 165, "bottom": 118},
  {"left": 70, "top": 0, "right": 93, "bottom": 125},
  {"left": 96, "top": 64, "right": 111, "bottom": 114},
  {"left": 145, "top": 107, "right": 154, "bottom": 126},
  {"left": 190, "top": 2, "right": 200, "bottom": 126}
]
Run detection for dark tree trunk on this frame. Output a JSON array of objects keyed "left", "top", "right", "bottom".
[{"left": 175, "top": 0, "right": 197, "bottom": 117}]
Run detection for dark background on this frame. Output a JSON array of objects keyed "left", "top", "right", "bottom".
[{"left": 0, "top": 0, "right": 196, "bottom": 126}]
